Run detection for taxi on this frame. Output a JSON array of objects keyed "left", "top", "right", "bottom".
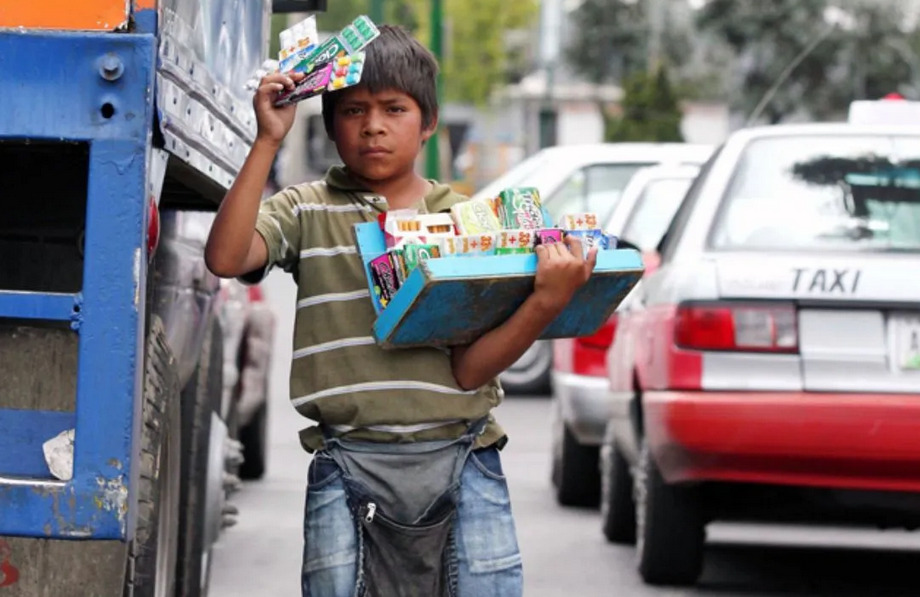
[{"left": 601, "top": 99, "right": 920, "bottom": 586}]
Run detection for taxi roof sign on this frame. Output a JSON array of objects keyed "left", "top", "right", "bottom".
[{"left": 848, "top": 97, "right": 920, "bottom": 125}]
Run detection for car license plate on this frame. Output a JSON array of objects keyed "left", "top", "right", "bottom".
[{"left": 893, "top": 315, "right": 920, "bottom": 370}]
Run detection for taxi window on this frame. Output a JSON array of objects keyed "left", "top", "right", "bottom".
[
  {"left": 545, "top": 163, "right": 650, "bottom": 224},
  {"left": 709, "top": 135, "right": 920, "bottom": 252},
  {"left": 659, "top": 146, "right": 722, "bottom": 262},
  {"left": 621, "top": 177, "right": 694, "bottom": 251}
]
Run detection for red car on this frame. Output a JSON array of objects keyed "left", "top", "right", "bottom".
[{"left": 601, "top": 118, "right": 920, "bottom": 586}]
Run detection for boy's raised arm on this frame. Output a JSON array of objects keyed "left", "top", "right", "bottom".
[
  {"left": 205, "top": 72, "right": 304, "bottom": 278},
  {"left": 451, "top": 236, "right": 598, "bottom": 391}
]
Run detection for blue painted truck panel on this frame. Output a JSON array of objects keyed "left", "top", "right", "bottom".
[{"left": 0, "top": 31, "right": 156, "bottom": 540}]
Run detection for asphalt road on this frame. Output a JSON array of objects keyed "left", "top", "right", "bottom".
[{"left": 209, "top": 271, "right": 920, "bottom": 597}]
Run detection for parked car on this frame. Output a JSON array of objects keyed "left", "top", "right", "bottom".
[
  {"left": 550, "top": 165, "right": 701, "bottom": 506},
  {"left": 601, "top": 116, "right": 920, "bottom": 586},
  {"left": 217, "top": 279, "right": 275, "bottom": 480},
  {"left": 473, "top": 143, "right": 714, "bottom": 394}
]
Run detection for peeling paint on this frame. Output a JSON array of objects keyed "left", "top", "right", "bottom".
[
  {"left": 133, "top": 247, "right": 142, "bottom": 309},
  {"left": 95, "top": 476, "right": 128, "bottom": 535},
  {"left": 42, "top": 429, "right": 75, "bottom": 481},
  {"left": 107, "top": 458, "right": 123, "bottom": 470}
]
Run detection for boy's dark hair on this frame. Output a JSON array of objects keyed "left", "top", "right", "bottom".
[{"left": 321, "top": 24, "right": 439, "bottom": 137}]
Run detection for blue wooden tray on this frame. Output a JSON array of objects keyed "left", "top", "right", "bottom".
[{"left": 354, "top": 222, "right": 644, "bottom": 349}]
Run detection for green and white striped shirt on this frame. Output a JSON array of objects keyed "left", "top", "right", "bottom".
[{"left": 249, "top": 167, "right": 505, "bottom": 451}]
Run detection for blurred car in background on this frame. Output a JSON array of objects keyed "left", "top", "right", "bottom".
[
  {"left": 218, "top": 279, "right": 275, "bottom": 481},
  {"left": 473, "top": 143, "right": 714, "bottom": 394},
  {"left": 601, "top": 113, "right": 920, "bottom": 586},
  {"left": 549, "top": 164, "right": 701, "bottom": 506}
]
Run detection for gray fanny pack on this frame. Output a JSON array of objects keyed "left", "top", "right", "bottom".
[{"left": 322, "top": 419, "right": 488, "bottom": 597}]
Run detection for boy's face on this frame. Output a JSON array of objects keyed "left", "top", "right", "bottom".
[{"left": 331, "top": 86, "right": 436, "bottom": 184}]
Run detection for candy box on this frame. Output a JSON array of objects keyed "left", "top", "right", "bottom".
[
  {"left": 369, "top": 253, "right": 400, "bottom": 308},
  {"left": 353, "top": 222, "right": 645, "bottom": 349},
  {"left": 498, "top": 187, "right": 544, "bottom": 230},
  {"left": 278, "top": 16, "right": 319, "bottom": 73},
  {"left": 403, "top": 244, "right": 441, "bottom": 275},
  {"left": 564, "top": 229, "right": 610, "bottom": 257},
  {"left": 439, "top": 234, "right": 497, "bottom": 257},
  {"left": 534, "top": 228, "right": 564, "bottom": 246},
  {"left": 561, "top": 213, "right": 600, "bottom": 231},
  {"left": 498, "top": 229, "right": 536, "bottom": 251},
  {"left": 450, "top": 199, "right": 503, "bottom": 235}
]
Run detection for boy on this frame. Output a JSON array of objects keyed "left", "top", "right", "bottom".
[{"left": 205, "top": 25, "right": 596, "bottom": 597}]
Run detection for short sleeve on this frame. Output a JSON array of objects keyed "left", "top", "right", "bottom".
[{"left": 238, "top": 186, "right": 305, "bottom": 284}]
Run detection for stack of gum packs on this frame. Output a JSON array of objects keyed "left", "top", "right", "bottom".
[{"left": 367, "top": 187, "right": 617, "bottom": 309}]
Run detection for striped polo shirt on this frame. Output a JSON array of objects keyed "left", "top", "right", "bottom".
[{"left": 249, "top": 166, "right": 505, "bottom": 452}]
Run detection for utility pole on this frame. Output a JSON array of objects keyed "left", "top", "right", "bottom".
[
  {"left": 369, "top": 0, "right": 383, "bottom": 24},
  {"left": 647, "top": 0, "right": 664, "bottom": 71},
  {"left": 426, "top": 0, "right": 443, "bottom": 179},
  {"left": 538, "top": 0, "right": 561, "bottom": 149}
]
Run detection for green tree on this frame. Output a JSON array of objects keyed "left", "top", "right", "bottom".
[
  {"left": 605, "top": 65, "right": 684, "bottom": 142},
  {"left": 564, "top": 0, "right": 695, "bottom": 85},
  {"left": 309, "top": 0, "right": 537, "bottom": 104},
  {"left": 564, "top": 0, "right": 647, "bottom": 84},
  {"left": 696, "top": 0, "right": 915, "bottom": 124}
]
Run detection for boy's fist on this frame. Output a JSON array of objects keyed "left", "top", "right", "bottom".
[
  {"left": 253, "top": 72, "right": 306, "bottom": 146},
  {"left": 533, "top": 235, "right": 598, "bottom": 314}
]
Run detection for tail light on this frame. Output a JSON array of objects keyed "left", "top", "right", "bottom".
[
  {"left": 674, "top": 302, "right": 798, "bottom": 353},
  {"left": 146, "top": 195, "right": 160, "bottom": 260},
  {"left": 570, "top": 315, "right": 618, "bottom": 377}
]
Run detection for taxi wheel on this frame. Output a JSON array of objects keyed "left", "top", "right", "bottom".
[
  {"left": 600, "top": 439, "right": 636, "bottom": 544},
  {"left": 551, "top": 408, "right": 600, "bottom": 507},
  {"left": 635, "top": 444, "right": 704, "bottom": 586}
]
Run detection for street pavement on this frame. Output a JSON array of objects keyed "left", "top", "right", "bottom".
[{"left": 209, "top": 270, "right": 920, "bottom": 597}]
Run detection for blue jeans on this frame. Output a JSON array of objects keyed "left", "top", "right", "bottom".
[{"left": 302, "top": 446, "right": 524, "bottom": 597}]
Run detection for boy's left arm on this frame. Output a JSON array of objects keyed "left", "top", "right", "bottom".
[{"left": 451, "top": 236, "right": 597, "bottom": 390}]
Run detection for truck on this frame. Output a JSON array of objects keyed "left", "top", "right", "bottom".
[{"left": 0, "top": 1, "right": 326, "bottom": 595}]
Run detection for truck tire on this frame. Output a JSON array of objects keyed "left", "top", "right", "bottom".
[
  {"left": 600, "top": 439, "right": 636, "bottom": 544},
  {"left": 635, "top": 443, "right": 705, "bottom": 586},
  {"left": 238, "top": 399, "right": 267, "bottom": 480},
  {"left": 551, "top": 404, "right": 600, "bottom": 507},
  {"left": 177, "top": 320, "right": 223, "bottom": 597},
  {"left": 125, "top": 316, "right": 181, "bottom": 597}
]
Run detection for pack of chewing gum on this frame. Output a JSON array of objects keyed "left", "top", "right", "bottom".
[
  {"left": 268, "top": 15, "right": 380, "bottom": 107},
  {"left": 353, "top": 187, "right": 641, "bottom": 349}
]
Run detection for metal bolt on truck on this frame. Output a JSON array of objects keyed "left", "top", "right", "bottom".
[{"left": 0, "top": 1, "right": 326, "bottom": 595}]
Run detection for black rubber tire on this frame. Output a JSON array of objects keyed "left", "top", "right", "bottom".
[
  {"left": 552, "top": 415, "right": 601, "bottom": 507},
  {"left": 176, "top": 319, "right": 223, "bottom": 597},
  {"left": 125, "top": 316, "right": 181, "bottom": 597},
  {"left": 600, "top": 439, "right": 637, "bottom": 544},
  {"left": 635, "top": 444, "right": 705, "bottom": 586},
  {"left": 238, "top": 399, "right": 267, "bottom": 480}
]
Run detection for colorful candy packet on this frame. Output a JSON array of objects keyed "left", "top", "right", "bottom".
[
  {"left": 274, "top": 52, "right": 366, "bottom": 107},
  {"left": 450, "top": 199, "right": 503, "bottom": 235},
  {"left": 370, "top": 253, "right": 400, "bottom": 308},
  {"left": 278, "top": 16, "right": 319, "bottom": 73},
  {"left": 498, "top": 187, "right": 544, "bottom": 230},
  {"left": 292, "top": 15, "right": 380, "bottom": 75},
  {"left": 439, "top": 234, "right": 497, "bottom": 257},
  {"left": 561, "top": 213, "right": 600, "bottom": 231}
]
